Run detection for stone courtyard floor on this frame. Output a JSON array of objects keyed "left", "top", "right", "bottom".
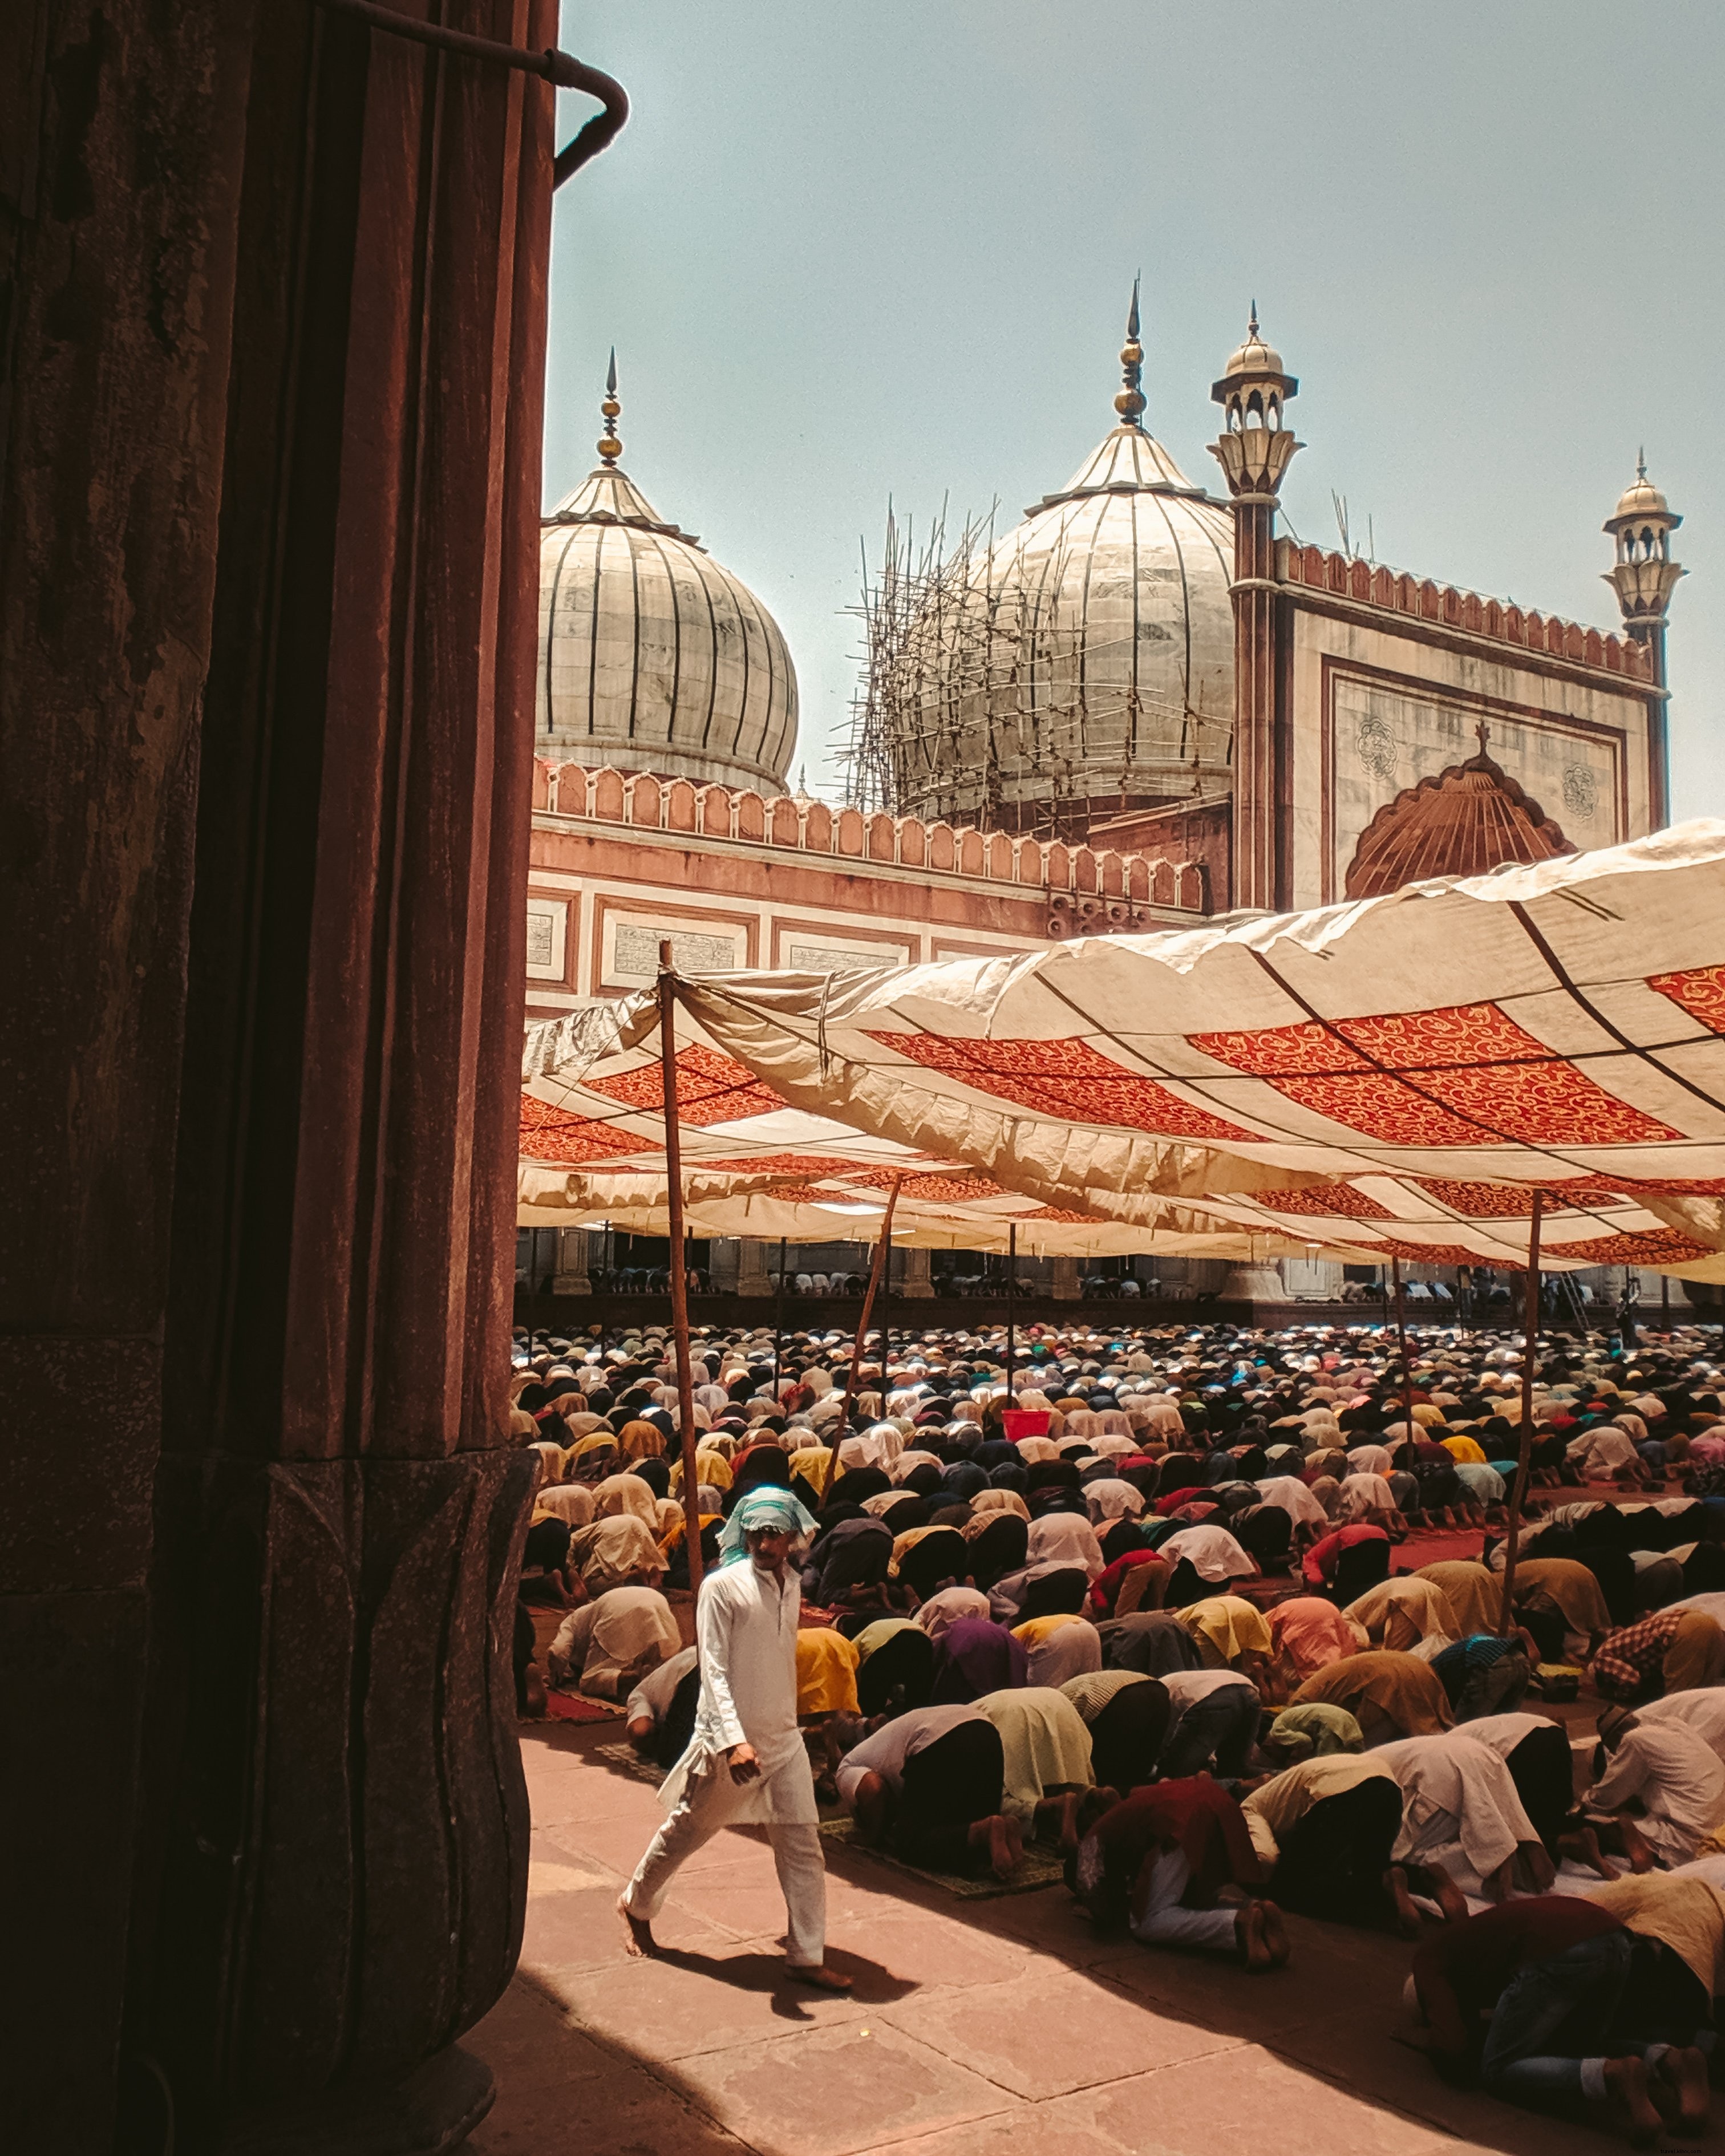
[{"left": 461, "top": 1714, "right": 1671, "bottom": 2156}]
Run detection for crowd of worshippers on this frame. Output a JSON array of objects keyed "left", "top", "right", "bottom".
[{"left": 512, "top": 1312, "right": 1725, "bottom": 2140}]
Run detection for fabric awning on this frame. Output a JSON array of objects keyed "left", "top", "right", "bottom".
[{"left": 522, "top": 822, "right": 1725, "bottom": 1278}]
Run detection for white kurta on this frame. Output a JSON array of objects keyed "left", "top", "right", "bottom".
[
  {"left": 663, "top": 1555, "right": 816, "bottom": 1823},
  {"left": 1587, "top": 1723, "right": 1725, "bottom": 1865},
  {"left": 1376, "top": 1733, "right": 1537, "bottom": 1888}
]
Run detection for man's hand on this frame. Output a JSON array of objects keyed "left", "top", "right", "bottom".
[{"left": 727, "top": 1742, "right": 760, "bottom": 1785}]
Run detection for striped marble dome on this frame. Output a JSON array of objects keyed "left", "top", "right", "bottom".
[
  {"left": 537, "top": 407, "right": 796, "bottom": 791},
  {"left": 883, "top": 417, "right": 1236, "bottom": 833}
]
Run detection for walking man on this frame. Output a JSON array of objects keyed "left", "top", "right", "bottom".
[{"left": 619, "top": 1486, "right": 852, "bottom": 1988}]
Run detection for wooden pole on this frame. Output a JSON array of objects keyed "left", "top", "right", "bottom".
[
  {"left": 830, "top": 1175, "right": 903, "bottom": 1467},
  {"left": 1391, "top": 1253, "right": 1416, "bottom": 1438},
  {"left": 1004, "top": 1224, "right": 1017, "bottom": 1399},
  {"left": 658, "top": 942, "right": 703, "bottom": 1595},
  {"left": 773, "top": 1233, "right": 788, "bottom": 1399},
  {"left": 1496, "top": 1192, "right": 1544, "bottom": 1635}
]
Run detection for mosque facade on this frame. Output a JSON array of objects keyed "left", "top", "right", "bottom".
[{"left": 522, "top": 306, "right": 1687, "bottom": 1307}]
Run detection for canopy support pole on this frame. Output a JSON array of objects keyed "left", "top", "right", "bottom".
[
  {"left": 831, "top": 1174, "right": 902, "bottom": 1467},
  {"left": 1496, "top": 1192, "right": 1544, "bottom": 1636},
  {"left": 773, "top": 1234, "right": 788, "bottom": 1399},
  {"left": 658, "top": 942, "right": 703, "bottom": 1596},
  {"left": 1005, "top": 1224, "right": 1017, "bottom": 1398},
  {"left": 1391, "top": 1253, "right": 1415, "bottom": 1440}
]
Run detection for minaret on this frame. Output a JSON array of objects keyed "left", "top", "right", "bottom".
[
  {"left": 1209, "top": 308, "right": 1301, "bottom": 910},
  {"left": 1603, "top": 456, "right": 1682, "bottom": 828}
]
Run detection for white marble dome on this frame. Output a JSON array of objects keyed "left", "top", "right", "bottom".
[
  {"left": 881, "top": 412, "right": 1235, "bottom": 833},
  {"left": 537, "top": 414, "right": 796, "bottom": 792}
]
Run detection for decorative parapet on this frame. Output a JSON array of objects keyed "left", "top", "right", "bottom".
[
  {"left": 533, "top": 759, "right": 1208, "bottom": 914},
  {"left": 1276, "top": 540, "right": 1651, "bottom": 682}
]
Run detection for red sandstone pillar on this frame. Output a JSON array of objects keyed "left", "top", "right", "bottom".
[
  {"left": 2, "top": 1, "right": 589, "bottom": 2148},
  {"left": 1208, "top": 314, "right": 1301, "bottom": 914}
]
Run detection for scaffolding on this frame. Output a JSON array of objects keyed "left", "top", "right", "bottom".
[{"left": 844, "top": 496, "right": 1236, "bottom": 838}]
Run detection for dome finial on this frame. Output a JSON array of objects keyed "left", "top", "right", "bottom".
[
  {"left": 1249, "top": 298, "right": 1259, "bottom": 338},
  {"left": 597, "top": 347, "right": 622, "bottom": 465},
  {"left": 1115, "top": 274, "right": 1146, "bottom": 428},
  {"left": 1637, "top": 445, "right": 1647, "bottom": 483}
]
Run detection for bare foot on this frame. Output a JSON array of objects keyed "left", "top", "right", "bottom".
[
  {"left": 1602, "top": 2054, "right": 1663, "bottom": 2146},
  {"left": 1514, "top": 1839, "right": 1556, "bottom": 1893},
  {"left": 1656, "top": 2044, "right": 1711, "bottom": 2135},
  {"left": 1619, "top": 1819, "right": 1660, "bottom": 1875},
  {"left": 1386, "top": 1866, "right": 1423, "bottom": 1940},
  {"left": 617, "top": 1895, "right": 656, "bottom": 1958},
  {"left": 1571, "top": 1825, "right": 1621, "bottom": 1881},
  {"left": 1259, "top": 1898, "right": 1291, "bottom": 1967},
  {"left": 787, "top": 1962, "right": 854, "bottom": 1991},
  {"left": 1427, "top": 1864, "right": 1471, "bottom": 1925},
  {"left": 1237, "top": 1900, "right": 1273, "bottom": 1972}
]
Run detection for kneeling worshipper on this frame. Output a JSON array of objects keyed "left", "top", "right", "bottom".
[
  {"left": 1012, "top": 1612, "right": 1103, "bottom": 1687},
  {"left": 1086, "top": 1549, "right": 1173, "bottom": 1620},
  {"left": 1178, "top": 1594, "right": 1273, "bottom": 1683},
  {"left": 1266, "top": 1597, "right": 1367, "bottom": 1691},
  {"left": 1067, "top": 1780, "right": 1289, "bottom": 1970},
  {"left": 1098, "top": 1610, "right": 1205, "bottom": 1677},
  {"left": 1461, "top": 1712, "right": 1592, "bottom": 1862},
  {"left": 1414, "top": 1561, "right": 1507, "bottom": 1645},
  {"left": 1289, "top": 1650, "right": 1454, "bottom": 1745},
  {"left": 1343, "top": 1575, "right": 1459, "bottom": 1656},
  {"left": 1638, "top": 1685, "right": 1725, "bottom": 1769},
  {"left": 1591, "top": 1606, "right": 1725, "bottom": 1704},
  {"left": 1156, "top": 1666, "right": 1265, "bottom": 1781},
  {"left": 619, "top": 1488, "right": 852, "bottom": 1990},
  {"left": 1376, "top": 1731, "right": 1550, "bottom": 1905},
  {"left": 1241, "top": 1752, "right": 1411, "bottom": 1932},
  {"left": 547, "top": 1583, "right": 681, "bottom": 1698},
  {"left": 1430, "top": 1630, "right": 1538, "bottom": 1721},
  {"left": 972, "top": 1685, "right": 1102, "bottom": 1849},
  {"left": 1156, "top": 1522, "right": 1255, "bottom": 1607},
  {"left": 1262, "top": 1702, "right": 1368, "bottom": 1762},
  {"left": 929, "top": 1616, "right": 1028, "bottom": 1704},
  {"left": 569, "top": 1511, "right": 666, "bottom": 1596},
  {"left": 835, "top": 1703, "right": 1024, "bottom": 1880},
  {"left": 626, "top": 1644, "right": 699, "bottom": 1769},
  {"left": 1302, "top": 1522, "right": 1391, "bottom": 1596},
  {"left": 1579, "top": 1868, "right": 1725, "bottom": 2060},
  {"left": 1585, "top": 1705, "right": 1725, "bottom": 1870},
  {"left": 1508, "top": 1556, "right": 1614, "bottom": 1666},
  {"left": 1060, "top": 1670, "right": 1173, "bottom": 1794},
  {"left": 1410, "top": 1899, "right": 1708, "bottom": 2139}
]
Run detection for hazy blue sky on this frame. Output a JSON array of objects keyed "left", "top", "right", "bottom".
[{"left": 549, "top": 1, "right": 1720, "bottom": 816}]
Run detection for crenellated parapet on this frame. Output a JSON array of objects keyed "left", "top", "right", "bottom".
[
  {"left": 1277, "top": 540, "right": 1651, "bottom": 679},
  {"left": 533, "top": 759, "right": 1209, "bottom": 916}
]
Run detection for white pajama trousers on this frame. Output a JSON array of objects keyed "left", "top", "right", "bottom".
[
  {"left": 623, "top": 1758, "right": 827, "bottom": 1965},
  {"left": 1128, "top": 1847, "right": 1240, "bottom": 1954}
]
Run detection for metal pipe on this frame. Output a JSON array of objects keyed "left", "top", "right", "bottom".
[
  {"left": 316, "top": 0, "right": 629, "bottom": 186},
  {"left": 1496, "top": 1193, "right": 1544, "bottom": 1634},
  {"left": 657, "top": 942, "right": 703, "bottom": 1596},
  {"left": 1004, "top": 1225, "right": 1017, "bottom": 1399},
  {"left": 773, "top": 1234, "right": 788, "bottom": 1399}
]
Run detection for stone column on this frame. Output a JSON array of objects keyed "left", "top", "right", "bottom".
[
  {"left": 1051, "top": 1258, "right": 1082, "bottom": 1303},
  {"left": 553, "top": 1229, "right": 593, "bottom": 1296},
  {"left": 897, "top": 1246, "right": 936, "bottom": 1299},
  {"left": 124, "top": 8, "right": 558, "bottom": 2151},
  {"left": 736, "top": 1240, "right": 774, "bottom": 1296},
  {"left": 707, "top": 1238, "right": 742, "bottom": 1292}
]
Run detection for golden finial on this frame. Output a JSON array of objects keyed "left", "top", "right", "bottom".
[
  {"left": 597, "top": 347, "right": 622, "bottom": 464},
  {"left": 1114, "top": 275, "right": 1146, "bottom": 427}
]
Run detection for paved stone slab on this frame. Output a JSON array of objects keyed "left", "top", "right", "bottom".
[
  {"left": 686, "top": 2019, "right": 1018, "bottom": 2156},
  {"left": 874, "top": 1962, "right": 1247, "bottom": 2100},
  {"left": 540, "top": 1937, "right": 878, "bottom": 2061}
]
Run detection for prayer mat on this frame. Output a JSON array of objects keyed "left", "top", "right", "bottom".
[
  {"left": 590, "top": 1740, "right": 671, "bottom": 1787},
  {"left": 817, "top": 1813, "right": 1067, "bottom": 1899},
  {"left": 542, "top": 1690, "right": 625, "bottom": 1724}
]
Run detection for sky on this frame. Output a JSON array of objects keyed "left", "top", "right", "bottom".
[{"left": 548, "top": 1, "right": 1722, "bottom": 816}]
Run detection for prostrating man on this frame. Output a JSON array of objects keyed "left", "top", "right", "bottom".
[
  {"left": 618, "top": 1487, "right": 852, "bottom": 1989},
  {"left": 836, "top": 1703, "right": 1024, "bottom": 1879}
]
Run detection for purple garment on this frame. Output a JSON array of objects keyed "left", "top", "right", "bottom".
[{"left": 929, "top": 1617, "right": 1030, "bottom": 1704}]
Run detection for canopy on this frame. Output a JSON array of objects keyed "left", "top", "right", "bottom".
[{"left": 522, "top": 822, "right": 1725, "bottom": 1278}]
